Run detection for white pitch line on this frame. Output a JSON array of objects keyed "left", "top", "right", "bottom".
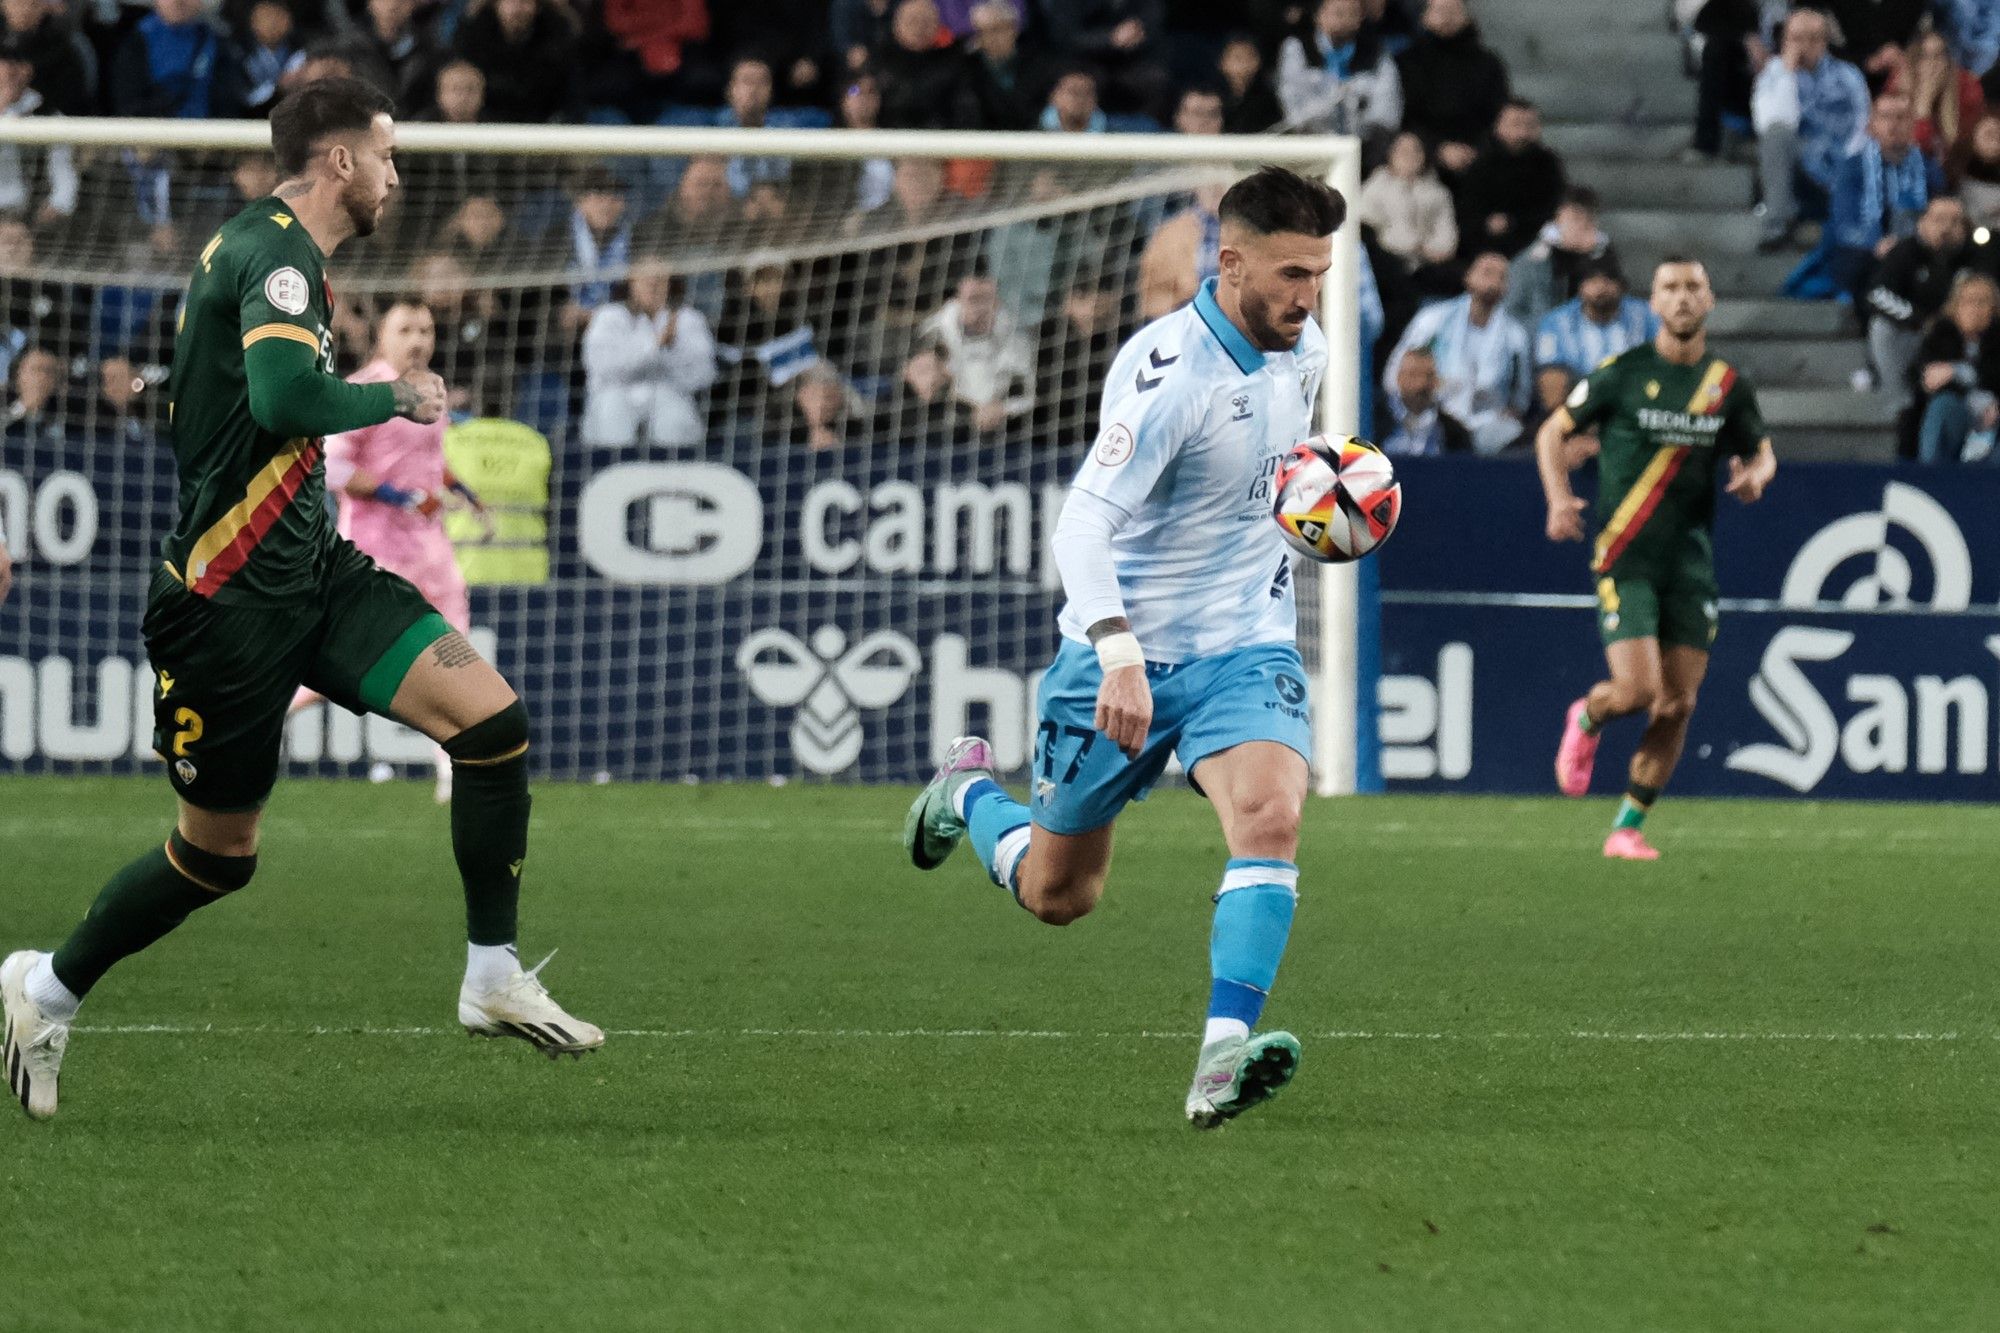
[{"left": 71, "top": 1024, "right": 1996, "bottom": 1043}]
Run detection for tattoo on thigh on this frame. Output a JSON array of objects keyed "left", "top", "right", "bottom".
[{"left": 429, "top": 633, "right": 480, "bottom": 670}]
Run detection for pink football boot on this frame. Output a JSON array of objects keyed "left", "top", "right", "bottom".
[
  {"left": 1603, "top": 828, "right": 1660, "bottom": 861},
  {"left": 1555, "top": 698, "right": 1600, "bottom": 797}
]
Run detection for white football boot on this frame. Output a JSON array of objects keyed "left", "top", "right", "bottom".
[
  {"left": 2, "top": 951, "right": 69, "bottom": 1121},
  {"left": 458, "top": 950, "right": 604, "bottom": 1059},
  {"left": 1185, "top": 1031, "right": 1302, "bottom": 1130}
]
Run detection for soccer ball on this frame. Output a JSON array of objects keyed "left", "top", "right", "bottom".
[{"left": 1271, "top": 434, "right": 1402, "bottom": 564}]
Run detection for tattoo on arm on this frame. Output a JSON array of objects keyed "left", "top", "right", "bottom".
[
  {"left": 429, "top": 632, "right": 480, "bottom": 670},
  {"left": 1085, "top": 617, "right": 1132, "bottom": 643},
  {"left": 390, "top": 378, "right": 422, "bottom": 416}
]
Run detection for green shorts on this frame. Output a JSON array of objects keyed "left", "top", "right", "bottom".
[
  {"left": 141, "top": 539, "right": 451, "bottom": 813},
  {"left": 1595, "top": 564, "right": 1720, "bottom": 651}
]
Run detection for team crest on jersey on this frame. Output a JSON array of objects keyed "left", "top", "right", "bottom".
[
  {"left": 1094, "top": 422, "right": 1136, "bottom": 466},
  {"left": 174, "top": 758, "right": 197, "bottom": 785},
  {"left": 1646, "top": 381, "right": 1660, "bottom": 399},
  {"left": 265, "top": 267, "right": 310, "bottom": 316}
]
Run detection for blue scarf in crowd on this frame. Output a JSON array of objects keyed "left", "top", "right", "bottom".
[{"left": 139, "top": 14, "right": 215, "bottom": 118}]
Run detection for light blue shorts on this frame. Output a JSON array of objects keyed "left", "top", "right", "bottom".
[{"left": 1030, "top": 639, "right": 1314, "bottom": 835}]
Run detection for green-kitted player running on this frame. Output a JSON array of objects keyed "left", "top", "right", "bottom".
[
  {"left": 1535, "top": 255, "right": 1778, "bottom": 860},
  {"left": 2, "top": 78, "right": 601, "bottom": 1122}
]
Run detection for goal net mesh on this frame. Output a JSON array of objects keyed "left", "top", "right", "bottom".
[{"left": 0, "top": 136, "right": 1345, "bottom": 784}]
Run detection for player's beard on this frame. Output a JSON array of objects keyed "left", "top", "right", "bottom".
[
  {"left": 1244, "top": 292, "right": 1306, "bottom": 351},
  {"left": 345, "top": 185, "right": 385, "bottom": 239}
]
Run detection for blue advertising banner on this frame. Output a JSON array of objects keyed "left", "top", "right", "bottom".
[{"left": 1376, "top": 458, "right": 2000, "bottom": 800}]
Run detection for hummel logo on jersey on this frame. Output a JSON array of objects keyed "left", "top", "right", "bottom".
[
  {"left": 1134, "top": 348, "right": 1177, "bottom": 393},
  {"left": 271, "top": 213, "right": 294, "bottom": 229},
  {"left": 509, "top": 858, "right": 524, "bottom": 877},
  {"left": 1231, "top": 393, "right": 1253, "bottom": 421},
  {"left": 157, "top": 671, "right": 174, "bottom": 698}
]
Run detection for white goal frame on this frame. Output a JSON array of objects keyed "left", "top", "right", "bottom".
[{"left": 0, "top": 118, "right": 1364, "bottom": 794}]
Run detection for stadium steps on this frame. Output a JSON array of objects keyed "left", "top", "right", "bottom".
[{"left": 1478, "top": 0, "right": 1894, "bottom": 461}]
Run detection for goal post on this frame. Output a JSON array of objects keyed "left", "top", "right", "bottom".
[{"left": 0, "top": 117, "right": 1368, "bottom": 794}]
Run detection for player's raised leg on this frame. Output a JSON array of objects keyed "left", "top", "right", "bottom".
[
  {"left": 385, "top": 625, "right": 603, "bottom": 1057},
  {"left": 1606, "top": 644, "right": 1709, "bottom": 861},
  {"left": 1556, "top": 624, "right": 1663, "bottom": 797},
  {"left": 1184, "top": 740, "right": 1307, "bottom": 1129}
]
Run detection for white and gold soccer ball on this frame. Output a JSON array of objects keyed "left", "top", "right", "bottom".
[{"left": 1271, "top": 434, "right": 1403, "bottom": 564}]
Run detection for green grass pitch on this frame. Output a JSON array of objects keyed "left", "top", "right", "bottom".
[{"left": 2, "top": 776, "right": 1996, "bottom": 1330}]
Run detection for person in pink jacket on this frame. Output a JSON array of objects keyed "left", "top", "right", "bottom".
[{"left": 294, "top": 297, "right": 491, "bottom": 801}]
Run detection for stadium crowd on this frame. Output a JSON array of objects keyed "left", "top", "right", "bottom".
[
  {"left": 1677, "top": 0, "right": 2000, "bottom": 462},
  {"left": 0, "top": 0, "right": 1631, "bottom": 461}
]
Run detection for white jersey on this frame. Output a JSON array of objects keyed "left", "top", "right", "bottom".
[{"left": 1058, "top": 277, "right": 1327, "bottom": 663}]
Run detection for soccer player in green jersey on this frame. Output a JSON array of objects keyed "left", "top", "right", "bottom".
[
  {"left": 1534, "top": 256, "right": 1778, "bottom": 860},
  {"left": 1, "top": 79, "right": 601, "bottom": 1121}
]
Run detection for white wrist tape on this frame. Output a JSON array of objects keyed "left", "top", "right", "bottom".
[{"left": 1094, "top": 631, "right": 1144, "bottom": 672}]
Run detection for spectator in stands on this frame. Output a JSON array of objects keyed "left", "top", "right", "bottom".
[
  {"left": 1357, "top": 130, "right": 1457, "bottom": 283},
  {"left": 1380, "top": 346, "right": 1472, "bottom": 455},
  {"left": 1383, "top": 251, "right": 1531, "bottom": 454},
  {"left": 875, "top": 344, "right": 968, "bottom": 447},
  {"left": 713, "top": 260, "right": 825, "bottom": 430},
  {"left": 0, "top": 215, "right": 81, "bottom": 376},
  {"left": 412, "top": 251, "right": 515, "bottom": 416},
  {"left": 1533, "top": 257, "right": 1657, "bottom": 411},
  {"left": 875, "top": 0, "right": 962, "bottom": 130},
  {"left": 1138, "top": 180, "right": 1224, "bottom": 318},
  {"left": 1397, "top": 0, "right": 1509, "bottom": 173},
  {"left": 1034, "top": 269, "right": 1124, "bottom": 442},
  {"left": 1688, "top": 0, "right": 1758, "bottom": 161},
  {"left": 95, "top": 355, "right": 152, "bottom": 444},
  {"left": 635, "top": 154, "right": 738, "bottom": 252},
  {"left": 1754, "top": 8, "right": 1872, "bottom": 250},
  {"left": 183, "top": 151, "right": 278, "bottom": 247},
  {"left": 1504, "top": 185, "right": 1617, "bottom": 332},
  {"left": 710, "top": 0, "right": 832, "bottom": 107},
  {"left": 438, "top": 194, "right": 512, "bottom": 272},
  {"left": 355, "top": 0, "right": 439, "bottom": 111},
  {"left": 216, "top": 0, "right": 304, "bottom": 118},
  {"left": 112, "top": 0, "right": 222, "bottom": 118},
  {"left": 291, "top": 37, "right": 392, "bottom": 93},
  {"left": 1455, "top": 98, "right": 1563, "bottom": 260},
  {"left": 1040, "top": 0, "right": 1168, "bottom": 117},
  {"left": 1275, "top": 0, "right": 1402, "bottom": 145},
  {"left": 1937, "top": 0, "right": 2000, "bottom": 86},
  {"left": 1822, "top": 0, "right": 1926, "bottom": 81},
  {"left": 1171, "top": 83, "right": 1223, "bottom": 135},
  {"left": 0, "top": 0, "right": 91, "bottom": 117},
  {"left": 922, "top": 266, "right": 1033, "bottom": 432},
  {"left": 1217, "top": 33, "right": 1282, "bottom": 133},
  {"left": 1820, "top": 91, "right": 1942, "bottom": 307},
  {"left": 834, "top": 0, "right": 895, "bottom": 74},
  {"left": 1889, "top": 28, "right": 1984, "bottom": 161},
  {"left": 1865, "top": 194, "right": 1967, "bottom": 412},
  {"left": 1950, "top": 113, "right": 2000, "bottom": 226},
  {"left": 778, "top": 362, "right": 866, "bottom": 450},
  {"left": 454, "top": 0, "right": 577, "bottom": 123},
  {"left": 0, "top": 56, "right": 73, "bottom": 227},
  {"left": 3, "top": 343, "right": 61, "bottom": 447},
  {"left": 1041, "top": 65, "right": 1105, "bottom": 132},
  {"left": 797, "top": 73, "right": 895, "bottom": 213},
  {"left": 562, "top": 167, "right": 632, "bottom": 327},
  {"left": 962, "top": 0, "right": 1040, "bottom": 130},
  {"left": 719, "top": 57, "right": 792, "bottom": 197},
  {"left": 1913, "top": 270, "right": 2000, "bottom": 462},
  {"left": 581, "top": 257, "right": 718, "bottom": 449},
  {"left": 422, "top": 56, "right": 486, "bottom": 123}
]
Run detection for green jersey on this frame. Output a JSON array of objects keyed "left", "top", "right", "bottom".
[
  {"left": 1563, "top": 343, "right": 1767, "bottom": 578},
  {"left": 163, "top": 196, "right": 395, "bottom": 605}
]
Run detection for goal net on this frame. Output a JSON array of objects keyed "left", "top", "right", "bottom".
[{"left": 0, "top": 121, "right": 1364, "bottom": 793}]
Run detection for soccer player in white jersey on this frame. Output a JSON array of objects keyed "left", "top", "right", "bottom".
[{"left": 902, "top": 167, "right": 1341, "bottom": 1129}]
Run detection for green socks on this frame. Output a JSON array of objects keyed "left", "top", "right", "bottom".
[
  {"left": 1616, "top": 784, "right": 1661, "bottom": 832},
  {"left": 442, "top": 703, "right": 532, "bottom": 948},
  {"left": 51, "top": 830, "right": 255, "bottom": 998}
]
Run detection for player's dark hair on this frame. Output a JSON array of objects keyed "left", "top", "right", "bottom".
[
  {"left": 269, "top": 77, "right": 395, "bottom": 178},
  {"left": 1655, "top": 252, "right": 1707, "bottom": 274},
  {"left": 1218, "top": 166, "right": 1345, "bottom": 238}
]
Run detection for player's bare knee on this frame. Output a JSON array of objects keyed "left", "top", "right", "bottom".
[
  {"left": 1611, "top": 680, "right": 1659, "bottom": 716},
  {"left": 1227, "top": 794, "right": 1303, "bottom": 860},
  {"left": 1650, "top": 691, "right": 1696, "bottom": 727},
  {"left": 1023, "top": 875, "right": 1103, "bottom": 926}
]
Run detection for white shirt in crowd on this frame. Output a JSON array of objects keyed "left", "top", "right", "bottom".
[
  {"left": 920, "top": 298, "right": 1036, "bottom": 418},
  {"left": 580, "top": 300, "right": 719, "bottom": 448}
]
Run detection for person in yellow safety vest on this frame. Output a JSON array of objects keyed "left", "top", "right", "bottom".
[{"left": 443, "top": 416, "right": 552, "bottom": 585}]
